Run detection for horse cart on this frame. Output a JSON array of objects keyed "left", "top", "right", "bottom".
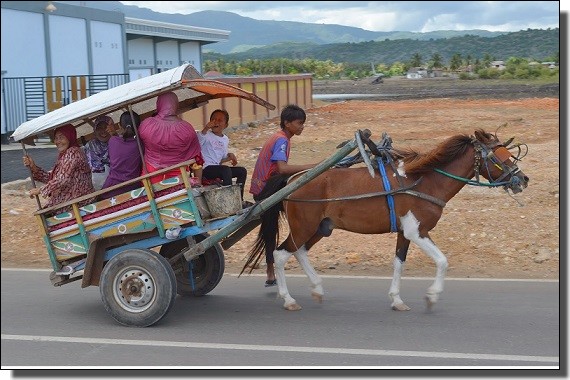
[{"left": 11, "top": 64, "right": 362, "bottom": 327}]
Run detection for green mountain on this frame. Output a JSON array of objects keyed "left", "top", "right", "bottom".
[
  {"left": 204, "top": 28, "right": 559, "bottom": 65},
  {"left": 59, "top": 1, "right": 512, "bottom": 55}
]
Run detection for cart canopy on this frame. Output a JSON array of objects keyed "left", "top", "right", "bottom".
[{"left": 11, "top": 64, "right": 275, "bottom": 145}]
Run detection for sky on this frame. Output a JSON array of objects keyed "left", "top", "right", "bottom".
[{"left": 120, "top": 1, "right": 561, "bottom": 32}]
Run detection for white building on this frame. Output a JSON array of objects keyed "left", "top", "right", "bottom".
[{"left": 0, "top": 1, "right": 230, "bottom": 141}]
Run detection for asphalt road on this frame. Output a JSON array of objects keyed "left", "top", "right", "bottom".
[
  {"left": 1, "top": 147, "right": 58, "bottom": 184},
  {"left": 1, "top": 269, "right": 560, "bottom": 370}
]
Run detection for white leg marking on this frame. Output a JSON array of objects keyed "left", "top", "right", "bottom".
[
  {"left": 400, "top": 211, "right": 448, "bottom": 308},
  {"left": 293, "top": 246, "right": 323, "bottom": 303},
  {"left": 273, "top": 249, "right": 301, "bottom": 310},
  {"left": 389, "top": 256, "right": 410, "bottom": 311}
]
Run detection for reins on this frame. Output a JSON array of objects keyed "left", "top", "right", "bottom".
[
  {"left": 283, "top": 131, "right": 524, "bottom": 209},
  {"left": 433, "top": 138, "right": 523, "bottom": 189}
]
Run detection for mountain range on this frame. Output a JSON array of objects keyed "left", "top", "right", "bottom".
[{"left": 59, "top": 1, "right": 511, "bottom": 54}]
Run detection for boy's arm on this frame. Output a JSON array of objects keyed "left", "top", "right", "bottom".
[
  {"left": 276, "top": 161, "right": 317, "bottom": 175},
  {"left": 223, "top": 152, "right": 238, "bottom": 166},
  {"left": 200, "top": 120, "right": 214, "bottom": 135}
]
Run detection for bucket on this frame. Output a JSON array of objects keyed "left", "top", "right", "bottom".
[
  {"left": 202, "top": 184, "right": 242, "bottom": 218},
  {"left": 190, "top": 188, "right": 211, "bottom": 219}
]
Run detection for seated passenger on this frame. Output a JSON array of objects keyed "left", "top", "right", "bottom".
[
  {"left": 199, "top": 109, "right": 247, "bottom": 199},
  {"left": 100, "top": 111, "right": 144, "bottom": 199},
  {"left": 23, "top": 124, "right": 95, "bottom": 215},
  {"left": 138, "top": 91, "right": 204, "bottom": 185},
  {"left": 83, "top": 115, "right": 112, "bottom": 190}
]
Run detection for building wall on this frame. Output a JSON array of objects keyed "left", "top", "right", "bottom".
[
  {"left": 91, "top": 21, "right": 125, "bottom": 75},
  {"left": 180, "top": 41, "right": 201, "bottom": 69},
  {"left": 49, "top": 15, "right": 89, "bottom": 76},
  {"left": 1, "top": 9, "right": 47, "bottom": 77},
  {"left": 127, "top": 38, "right": 155, "bottom": 69},
  {"left": 155, "top": 40, "right": 179, "bottom": 72}
]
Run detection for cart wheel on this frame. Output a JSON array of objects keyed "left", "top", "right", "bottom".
[
  {"left": 160, "top": 234, "right": 225, "bottom": 297},
  {"left": 99, "top": 248, "right": 176, "bottom": 327}
]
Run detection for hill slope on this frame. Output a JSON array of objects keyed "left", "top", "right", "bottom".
[{"left": 59, "top": 1, "right": 509, "bottom": 54}]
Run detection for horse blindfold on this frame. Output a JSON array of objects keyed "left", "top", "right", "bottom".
[{"left": 487, "top": 146, "right": 512, "bottom": 163}]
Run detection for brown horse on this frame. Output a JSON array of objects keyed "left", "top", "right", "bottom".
[{"left": 242, "top": 129, "right": 529, "bottom": 311}]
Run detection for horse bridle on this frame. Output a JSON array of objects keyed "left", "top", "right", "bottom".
[
  {"left": 434, "top": 135, "right": 527, "bottom": 189},
  {"left": 473, "top": 136, "right": 527, "bottom": 189}
]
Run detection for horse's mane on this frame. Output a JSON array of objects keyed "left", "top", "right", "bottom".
[{"left": 396, "top": 129, "right": 494, "bottom": 175}]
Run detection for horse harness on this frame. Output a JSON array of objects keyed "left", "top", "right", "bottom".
[{"left": 284, "top": 131, "right": 526, "bottom": 231}]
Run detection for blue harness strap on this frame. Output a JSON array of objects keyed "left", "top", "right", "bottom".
[{"left": 377, "top": 158, "right": 397, "bottom": 232}]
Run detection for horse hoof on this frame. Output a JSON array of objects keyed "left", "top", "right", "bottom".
[
  {"left": 391, "top": 303, "right": 411, "bottom": 311},
  {"left": 284, "top": 303, "right": 302, "bottom": 311},
  {"left": 311, "top": 292, "right": 323, "bottom": 304}
]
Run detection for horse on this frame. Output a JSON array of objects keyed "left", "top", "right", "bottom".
[{"left": 241, "top": 129, "right": 529, "bottom": 311}]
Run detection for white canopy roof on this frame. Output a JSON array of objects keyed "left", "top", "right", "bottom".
[{"left": 11, "top": 64, "right": 275, "bottom": 144}]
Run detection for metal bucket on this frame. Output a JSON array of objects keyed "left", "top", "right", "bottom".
[
  {"left": 190, "top": 188, "right": 211, "bottom": 219},
  {"left": 202, "top": 184, "right": 242, "bottom": 218}
]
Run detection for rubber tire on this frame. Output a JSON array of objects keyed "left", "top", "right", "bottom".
[
  {"left": 99, "top": 248, "right": 177, "bottom": 327},
  {"left": 160, "top": 234, "right": 225, "bottom": 297}
]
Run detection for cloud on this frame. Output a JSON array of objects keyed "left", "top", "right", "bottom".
[{"left": 120, "top": 1, "right": 560, "bottom": 32}]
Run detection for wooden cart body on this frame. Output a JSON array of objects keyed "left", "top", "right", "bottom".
[{"left": 11, "top": 64, "right": 358, "bottom": 327}]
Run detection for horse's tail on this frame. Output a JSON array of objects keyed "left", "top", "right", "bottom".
[{"left": 239, "top": 174, "right": 290, "bottom": 276}]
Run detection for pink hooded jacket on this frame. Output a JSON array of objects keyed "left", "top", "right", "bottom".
[{"left": 138, "top": 91, "right": 204, "bottom": 170}]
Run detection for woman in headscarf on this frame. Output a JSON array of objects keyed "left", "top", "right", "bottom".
[
  {"left": 138, "top": 91, "right": 204, "bottom": 185},
  {"left": 100, "top": 111, "right": 144, "bottom": 199},
  {"left": 83, "top": 115, "right": 112, "bottom": 190},
  {"left": 23, "top": 124, "right": 95, "bottom": 215}
]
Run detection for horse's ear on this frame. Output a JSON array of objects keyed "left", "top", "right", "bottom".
[{"left": 473, "top": 130, "right": 483, "bottom": 141}]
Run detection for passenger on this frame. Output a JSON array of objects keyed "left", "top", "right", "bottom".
[
  {"left": 138, "top": 91, "right": 204, "bottom": 185},
  {"left": 100, "top": 111, "right": 144, "bottom": 199},
  {"left": 198, "top": 109, "right": 247, "bottom": 199},
  {"left": 84, "top": 115, "right": 112, "bottom": 190},
  {"left": 23, "top": 124, "right": 95, "bottom": 215},
  {"left": 249, "top": 104, "right": 319, "bottom": 287}
]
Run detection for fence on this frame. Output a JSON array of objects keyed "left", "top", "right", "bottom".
[
  {"left": 2, "top": 74, "right": 130, "bottom": 139},
  {"left": 2, "top": 73, "right": 313, "bottom": 142}
]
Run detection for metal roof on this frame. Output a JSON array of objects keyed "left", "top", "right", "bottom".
[{"left": 125, "top": 17, "right": 230, "bottom": 44}]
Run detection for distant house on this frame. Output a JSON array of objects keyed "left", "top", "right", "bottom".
[
  {"left": 406, "top": 67, "right": 428, "bottom": 79},
  {"left": 203, "top": 70, "right": 223, "bottom": 78},
  {"left": 490, "top": 61, "right": 506, "bottom": 70},
  {"left": 541, "top": 61, "right": 558, "bottom": 69},
  {"left": 431, "top": 69, "right": 445, "bottom": 77}
]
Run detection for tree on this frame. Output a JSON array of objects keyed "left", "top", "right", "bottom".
[
  {"left": 410, "top": 53, "right": 422, "bottom": 67},
  {"left": 449, "top": 53, "right": 463, "bottom": 71},
  {"left": 431, "top": 53, "right": 444, "bottom": 68},
  {"left": 482, "top": 53, "right": 494, "bottom": 68}
]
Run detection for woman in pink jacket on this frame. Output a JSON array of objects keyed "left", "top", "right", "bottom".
[{"left": 138, "top": 91, "right": 204, "bottom": 185}]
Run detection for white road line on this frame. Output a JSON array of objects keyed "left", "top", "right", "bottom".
[
  {"left": 1, "top": 334, "right": 559, "bottom": 363},
  {"left": 0, "top": 268, "right": 559, "bottom": 282}
]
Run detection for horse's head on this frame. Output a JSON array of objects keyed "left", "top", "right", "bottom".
[{"left": 473, "top": 130, "right": 529, "bottom": 194}]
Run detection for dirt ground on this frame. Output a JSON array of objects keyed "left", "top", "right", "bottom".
[{"left": 1, "top": 78, "right": 560, "bottom": 279}]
